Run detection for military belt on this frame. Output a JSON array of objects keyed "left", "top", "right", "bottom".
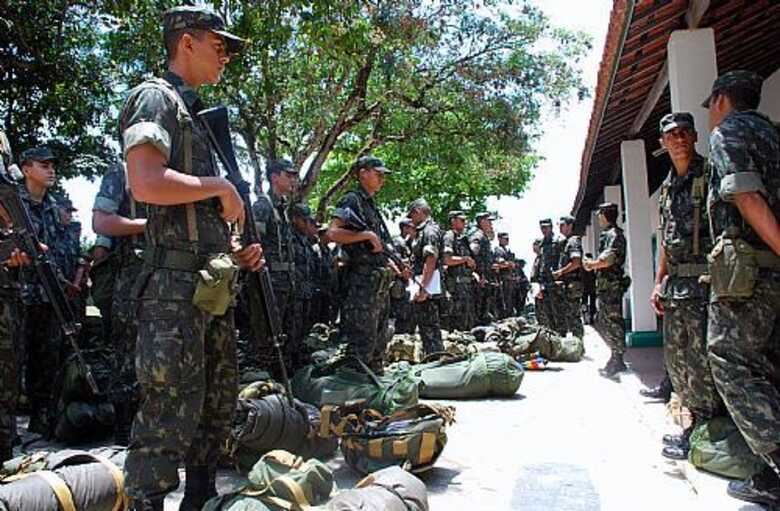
[
  {"left": 143, "top": 247, "right": 207, "bottom": 272},
  {"left": 667, "top": 263, "right": 708, "bottom": 278},
  {"left": 454, "top": 276, "right": 472, "bottom": 284},
  {"left": 755, "top": 250, "right": 780, "bottom": 269},
  {"left": 268, "top": 262, "right": 293, "bottom": 272}
]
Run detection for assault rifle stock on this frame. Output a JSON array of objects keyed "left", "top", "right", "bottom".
[
  {"left": 0, "top": 174, "right": 99, "bottom": 395},
  {"left": 198, "top": 106, "right": 293, "bottom": 403}
]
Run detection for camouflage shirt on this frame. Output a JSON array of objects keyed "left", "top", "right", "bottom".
[
  {"left": 391, "top": 235, "right": 411, "bottom": 262},
  {"left": 252, "top": 190, "right": 294, "bottom": 273},
  {"left": 558, "top": 234, "right": 583, "bottom": 282},
  {"left": 442, "top": 229, "right": 472, "bottom": 278},
  {"left": 659, "top": 153, "right": 710, "bottom": 300},
  {"left": 332, "top": 184, "right": 392, "bottom": 268},
  {"left": 707, "top": 110, "right": 780, "bottom": 251},
  {"left": 595, "top": 225, "right": 627, "bottom": 288},
  {"left": 537, "top": 234, "right": 561, "bottom": 287},
  {"left": 292, "top": 231, "right": 316, "bottom": 299},
  {"left": 93, "top": 162, "right": 147, "bottom": 259},
  {"left": 493, "top": 245, "right": 516, "bottom": 280},
  {"left": 119, "top": 71, "right": 229, "bottom": 257},
  {"left": 410, "top": 218, "right": 442, "bottom": 276},
  {"left": 468, "top": 229, "right": 494, "bottom": 279}
]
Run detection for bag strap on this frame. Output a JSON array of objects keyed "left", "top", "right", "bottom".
[
  {"left": 34, "top": 471, "right": 77, "bottom": 511},
  {"left": 691, "top": 174, "right": 707, "bottom": 256}
]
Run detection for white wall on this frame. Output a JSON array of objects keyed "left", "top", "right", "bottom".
[{"left": 759, "top": 68, "right": 780, "bottom": 121}]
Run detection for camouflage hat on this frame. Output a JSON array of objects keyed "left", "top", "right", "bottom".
[
  {"left": 448, "top": 210, "right": 466, "bottom": 221},
  {"left": 163, "top": 6, "right": 246, "bottom": 54},
  {"left": 266, "top": 158, "right": 297, "bottom": 177},
  {"left": 475, "top": 212, "right": 495, "bottom": 222},
  {"left": 701, "top": 70, "right": 763, "bottom": 108},
  {"left": 407, "top": 198, "right": 430, "bottom": 213},
  {"left": 659, "top": 112, "right": 695, "bottom": 134},
  {"left": 597, "top": 202, "right": 618, "bottom": 215},
  {"left": 559, "top": 215, "right": 575, "bottom": 225},
  {"left": 19, "top": 146, "right": 56, "bottom": 165},
  {"left": 354, "top": 156, "right": 391, "bottom": 174},
  {"left": 539, "top": 218, "right": 553, "bottom": 228},
  {"left": 399, "top": 218, "right": 414, "bottom": 229}
]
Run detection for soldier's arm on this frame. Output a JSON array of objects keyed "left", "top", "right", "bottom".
[
  {"left": 93, "top": 211, "right": 146, "bottom": 237},
  {"left": 732, "top": 192, "right": 780, "bottom": 255}
]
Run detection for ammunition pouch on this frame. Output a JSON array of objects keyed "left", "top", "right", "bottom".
[
  {"left": 193, "top": 253, "right": 239, "bottom": 316},
  {"left": 707, "top": 237, "right": 780, "bottom": 300}
]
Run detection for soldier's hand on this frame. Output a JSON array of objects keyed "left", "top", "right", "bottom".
[
  {"left": 466, "top": 257, "right": 476, "bottom": 269},
  {"left": 218, "top": 181, "right": 246, "bottom": 224},
  {"left": 414, "top": 288, "right": 430, "bottom": 302},
  {"left": 650, "top": 283, "right": 665, "bottom": 316},
  {"left": 234, "top": 242, "right": 264, "bottom": 272},
  {"left": 365, "top": 232, "right": 383, "bottom": 254},
  {"left": 5, "top": 248, "right": 32, "bottom": 267}
]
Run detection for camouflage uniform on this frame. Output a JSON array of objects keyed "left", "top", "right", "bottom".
[
  {"left": 333, "top": 184, "right": 393, "bottom": 367},
  {"left": 493, "top": 243, "right": 517, "bottom": 319},
  {"left": 290, "top": 229, "right": 316, "bottom": 371},
  {"left": 658, "top": 153, "right": 722, "bottom": 421},
  {"left": 17, "top": 184, "right": 68, "bottom": 430},
  {"left": 515, "top": 265, "right": 530, "bottom": 315},
  {"left": 538, "top": 233, "right": 563, "bottom": 332},
  {"left": 706, "top": 108, "right": 780, "bottom": 457},
  {"left": 442, "top": 229, "right": 475, "bottom": 331},
  {"left": 557, "top": 233, "right": 585, "bottom": 338},
  {"left": 313, "top": 240, "right": 337, "bottom": 325},
  {"left": 594, "top": 224, "right": 627, "bottom": 356},
  {"left": 469, "top": 228, "right": 495, "bottom": 325},
  {"left": 410, "top": 217, "right": 444, "bottom": 354},
  {"left": 389, "top": 234, "right": 415, "bottom": 335},
  {"left": 0, "top": 264, "right": 20, "bottom": 462},
  {"left": 119, "top": 70, "right": 238, "bottom": 503},
  {"left": 92, "top": 162, "right": 146, "bottom": 440},
  {"left": 530, "top": 253, "right": 551, "bottom": 327}
]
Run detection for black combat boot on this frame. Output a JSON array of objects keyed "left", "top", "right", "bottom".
[
  {"left": 662, "top": 420, "right": 695, "bottom": 449},
  {"left": 600, "top": 352, "right": 627, "bottom": 377},
  {"left": 727, "top": 465, "right": 780, "bottom": 506},
  {"left": 179, "top": 465, "right": 217, "bottom": 511},
  {"left": 640, "top": 374, "right": 672, "bottom": 402}
]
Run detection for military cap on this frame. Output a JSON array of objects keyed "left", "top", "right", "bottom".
[
  {"left": 539, "top": 218, "right": 553, "bottom": 227},
  {"left": 559, "top": 215, "right": 575, "bottom": 225},
  {"left": 399, "top": 218, "right": 414, "bottom": 229},
  {"left": 59, "top": 198, "right": 77, "bottom": 211},
  {"left": 19, "top": 146, "right": 56, "bottom": 165},
  {"left": 475, "top": 212, "right": 495, "bottom": 222},
  {"left": 407, "top": 198, "right": 430, "bottom": 213},
  {"left": 597, "top": 202, "right": 618, "bottom": 214},
  {"left": 291, "top": 203, "right": 314, "bottom": 220},
  {"left": 497, "top": 232, "right": 509, "bottom": 238},
  {"left": 354, "top": 156, "right": 391, "bottom": 174},
  {"left": 448, "top": 210, "right": 466, "bottom": 221},
  {"left": 163, "top": 6, "right": 246, "bottom": 54},
  {"left": 518, "top": 259, "right": 526, "bottom": 265},
  {"left": 266, "top": 159, "right": 297, "bottom": 176},
  {"left": 659, "top": 112, "right": 695, "bottom": 134},
  {"left": 701, "top": 70, "right": 763, "bottom": 108}
]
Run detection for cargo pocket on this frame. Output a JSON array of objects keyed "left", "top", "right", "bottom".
[{"left": 136, "top": 306, "right": 203, "bottom": 389}]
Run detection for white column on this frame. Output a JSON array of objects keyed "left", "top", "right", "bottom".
[
  {"left": 759, "top": 68, "right": 780, "bottom": 120},
  {"left": 621, "top": 140, "right": 656, "bottom": 333},
  {"left": 584, "top": 222, "right": 596, "bottom": 257},
  {"left": 668, "top": 28, "right": 717, "bottom": 155}
]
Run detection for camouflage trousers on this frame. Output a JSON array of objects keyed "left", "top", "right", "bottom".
[
  {"left": 21, "top": 302, "right": 63, "bottom": 420},
  {"left": 662, "top": 298, "right": 723, "bottom": 419},
  {"left": 446, "top": 279, "right": 474, "bottom": 332},
  {"left": 340, "top": 266, "right": 391, "bottom": 367},
  {"left": 288, "top": 296, "right": 312, "bottom": 373},
  {"left": 391, "top": 296, "right": 416, "bottom": 335},
  {"left": 515, "top": 286, "right": 528, "bottom": 317},
  {"left": 413, "top": 298, "right": 443, "bottom": 356},
  {"left": 0, "top": 295, "right": 19, "bottom": 457},
  {"left": 251, "top": 278, "right": 292, "bottom": 381},
  {"left": 496, "top": 278, "right": 515, "bottom": 319},
  {"left": 474, "top": 282, "right": 495, "bottom": 326},
  {"left": 596, "top": 291, "right": 625, "bottom": 355},
  {"left": 558, "top": 281, "right": 584, "bottom": 339},
  {"left": 708, "top": 275, "right": 780, "bottom": 456},
  {"left": 125, "top": 268, "right": 238, "bottom": 502}
]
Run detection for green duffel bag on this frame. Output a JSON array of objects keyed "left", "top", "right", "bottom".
[
  {"left": 412, "top": 352, "right": 524, "bottom": 399},
  {"left": 327, "top": 466, "right": 429, "bottom": 511},
  {"left": 291, "top": 357, "right": 419, "bottom": 415},
  {"left": 688, "top": 416, "right": 765, "bottom": 480},
  {"left": 204, "top": 450, "right": 334, "bottom": 511},
  {"left": 335, "top": 404, "right": 455, "bottom": 476},
  {"left": 534, "top": 329, "right": 585, "bottom": 362}
]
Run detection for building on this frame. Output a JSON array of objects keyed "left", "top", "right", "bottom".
[{"left": 571, "top": 0, "right": 780, "bottom": 345}]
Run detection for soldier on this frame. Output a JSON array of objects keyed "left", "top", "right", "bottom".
[
  {"left": 250, "top": 159, "right": 298, "bottom": 376},
  {"left": 327, "top": 156, "right": 394, "bottom": 370},
  {"left": 390, "top": 218, "right": 415, "bottom": 335},
  {"left": 313, "top": 226, "right": 337, "bottom": 326},
  {"left": 16, "top": 146, "right": 68, "bottom": 435},
  {"left": 118, "top": 7, "right": 261, "bottom": 510},
  {"left": 530, "top": 239, "right": 550, "bottom": 327},
  {"left": 647, "top": 112, "right": 723, "bottom": 460},
  {"left": 581, "top": 252, "right": 597, "bottom": 325},
  {"left": 493, "top": 232, "right": 517, "bottom": 319},
  {"left": 583, "top": 202, "right": 628, "bottom": 377},
  {"left": 536, "top": 219, "right": 563, "bottom": 333},
  {"left": 469, "top": 212, "right": 496, "bottom": 325},
  {"left": 515, "top": 259, "right": 530, "bottom": 315},
  {"left": 92, "top": 162, "right": 147, "bottom": 445},
  {"left": 702, "top": 71, "right": 780, "bottom": 506},
  {"left": 290, "top": 203, "right": 318, "bottom": 370},
  {"left": 553, "top": 215, "right": 585, "bottom": 338},
  {"left": 408, "top": 198, "right": 444, "bottom": 355},
  {"left": 442, "top": 210, "right": 476, "bottom": 331}
]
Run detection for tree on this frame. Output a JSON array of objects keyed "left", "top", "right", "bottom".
[{"left": 0, "top": 1, "right": 116, "bottom": 178}]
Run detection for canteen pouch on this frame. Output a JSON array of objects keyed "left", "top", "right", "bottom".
[
  {"left": 707, "top": 237, "right": 758, "bottom": 300},
  {"left": 193, "top": 253, "right": 239, "bottom": 316}
]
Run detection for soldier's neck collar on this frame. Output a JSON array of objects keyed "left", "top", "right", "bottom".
[{"left": 164, "top": 71, "right": 202, "bottom": 110}]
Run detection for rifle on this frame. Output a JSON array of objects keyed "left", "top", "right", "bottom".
[
  {"left": 197, "top": 106, "right": 293, "bottom": 404},
  {"left": 0, "top": 175, "right": 99, "bottom": 395}
]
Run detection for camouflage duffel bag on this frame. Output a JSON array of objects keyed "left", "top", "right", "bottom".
[
  {"left": 292, "top": 357, "right": 419, "bottom": 415},
  {"left": 688, "top": 416, "right": 765, "bottom": 480},
  {"left": 0, "top": 449, "right": 127, "bottom": 511},
  {"left": 229, "top": 382, "right": 338, "bottom": 474},
  {"left": 325, "top": 403, "right": 454, "bottom": 476},
  {"left": 204, "top": 450, "right": 334, "bottom": 511},
  {"left": 533, "top": 328, "right": 585, "bottom": 362},
  {"left": 385, "top": 334, "right": 423, "bottom": 364},
  {"left": 411, "top": 352, "right": 524, "bottom": 399},
  {"left": 327, "top": 466, "right": 428, "bottom": 511}
]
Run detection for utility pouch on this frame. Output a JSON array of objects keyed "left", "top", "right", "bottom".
[
  {"left": 707, "top": 237, "right": 758, "bottom": 300},
  {"left": 374, "top": 268, "right": 394, "bottom": 297},
  {"left": 193, "top": 253, "right": 239, "bottom": 316},
  {"left": 389, "top": 278, "right": 407, "bottom": 300}
]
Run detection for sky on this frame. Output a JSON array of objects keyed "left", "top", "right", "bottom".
[{"left": 63, "top": 0, "right": 613, "bottom": 261}]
